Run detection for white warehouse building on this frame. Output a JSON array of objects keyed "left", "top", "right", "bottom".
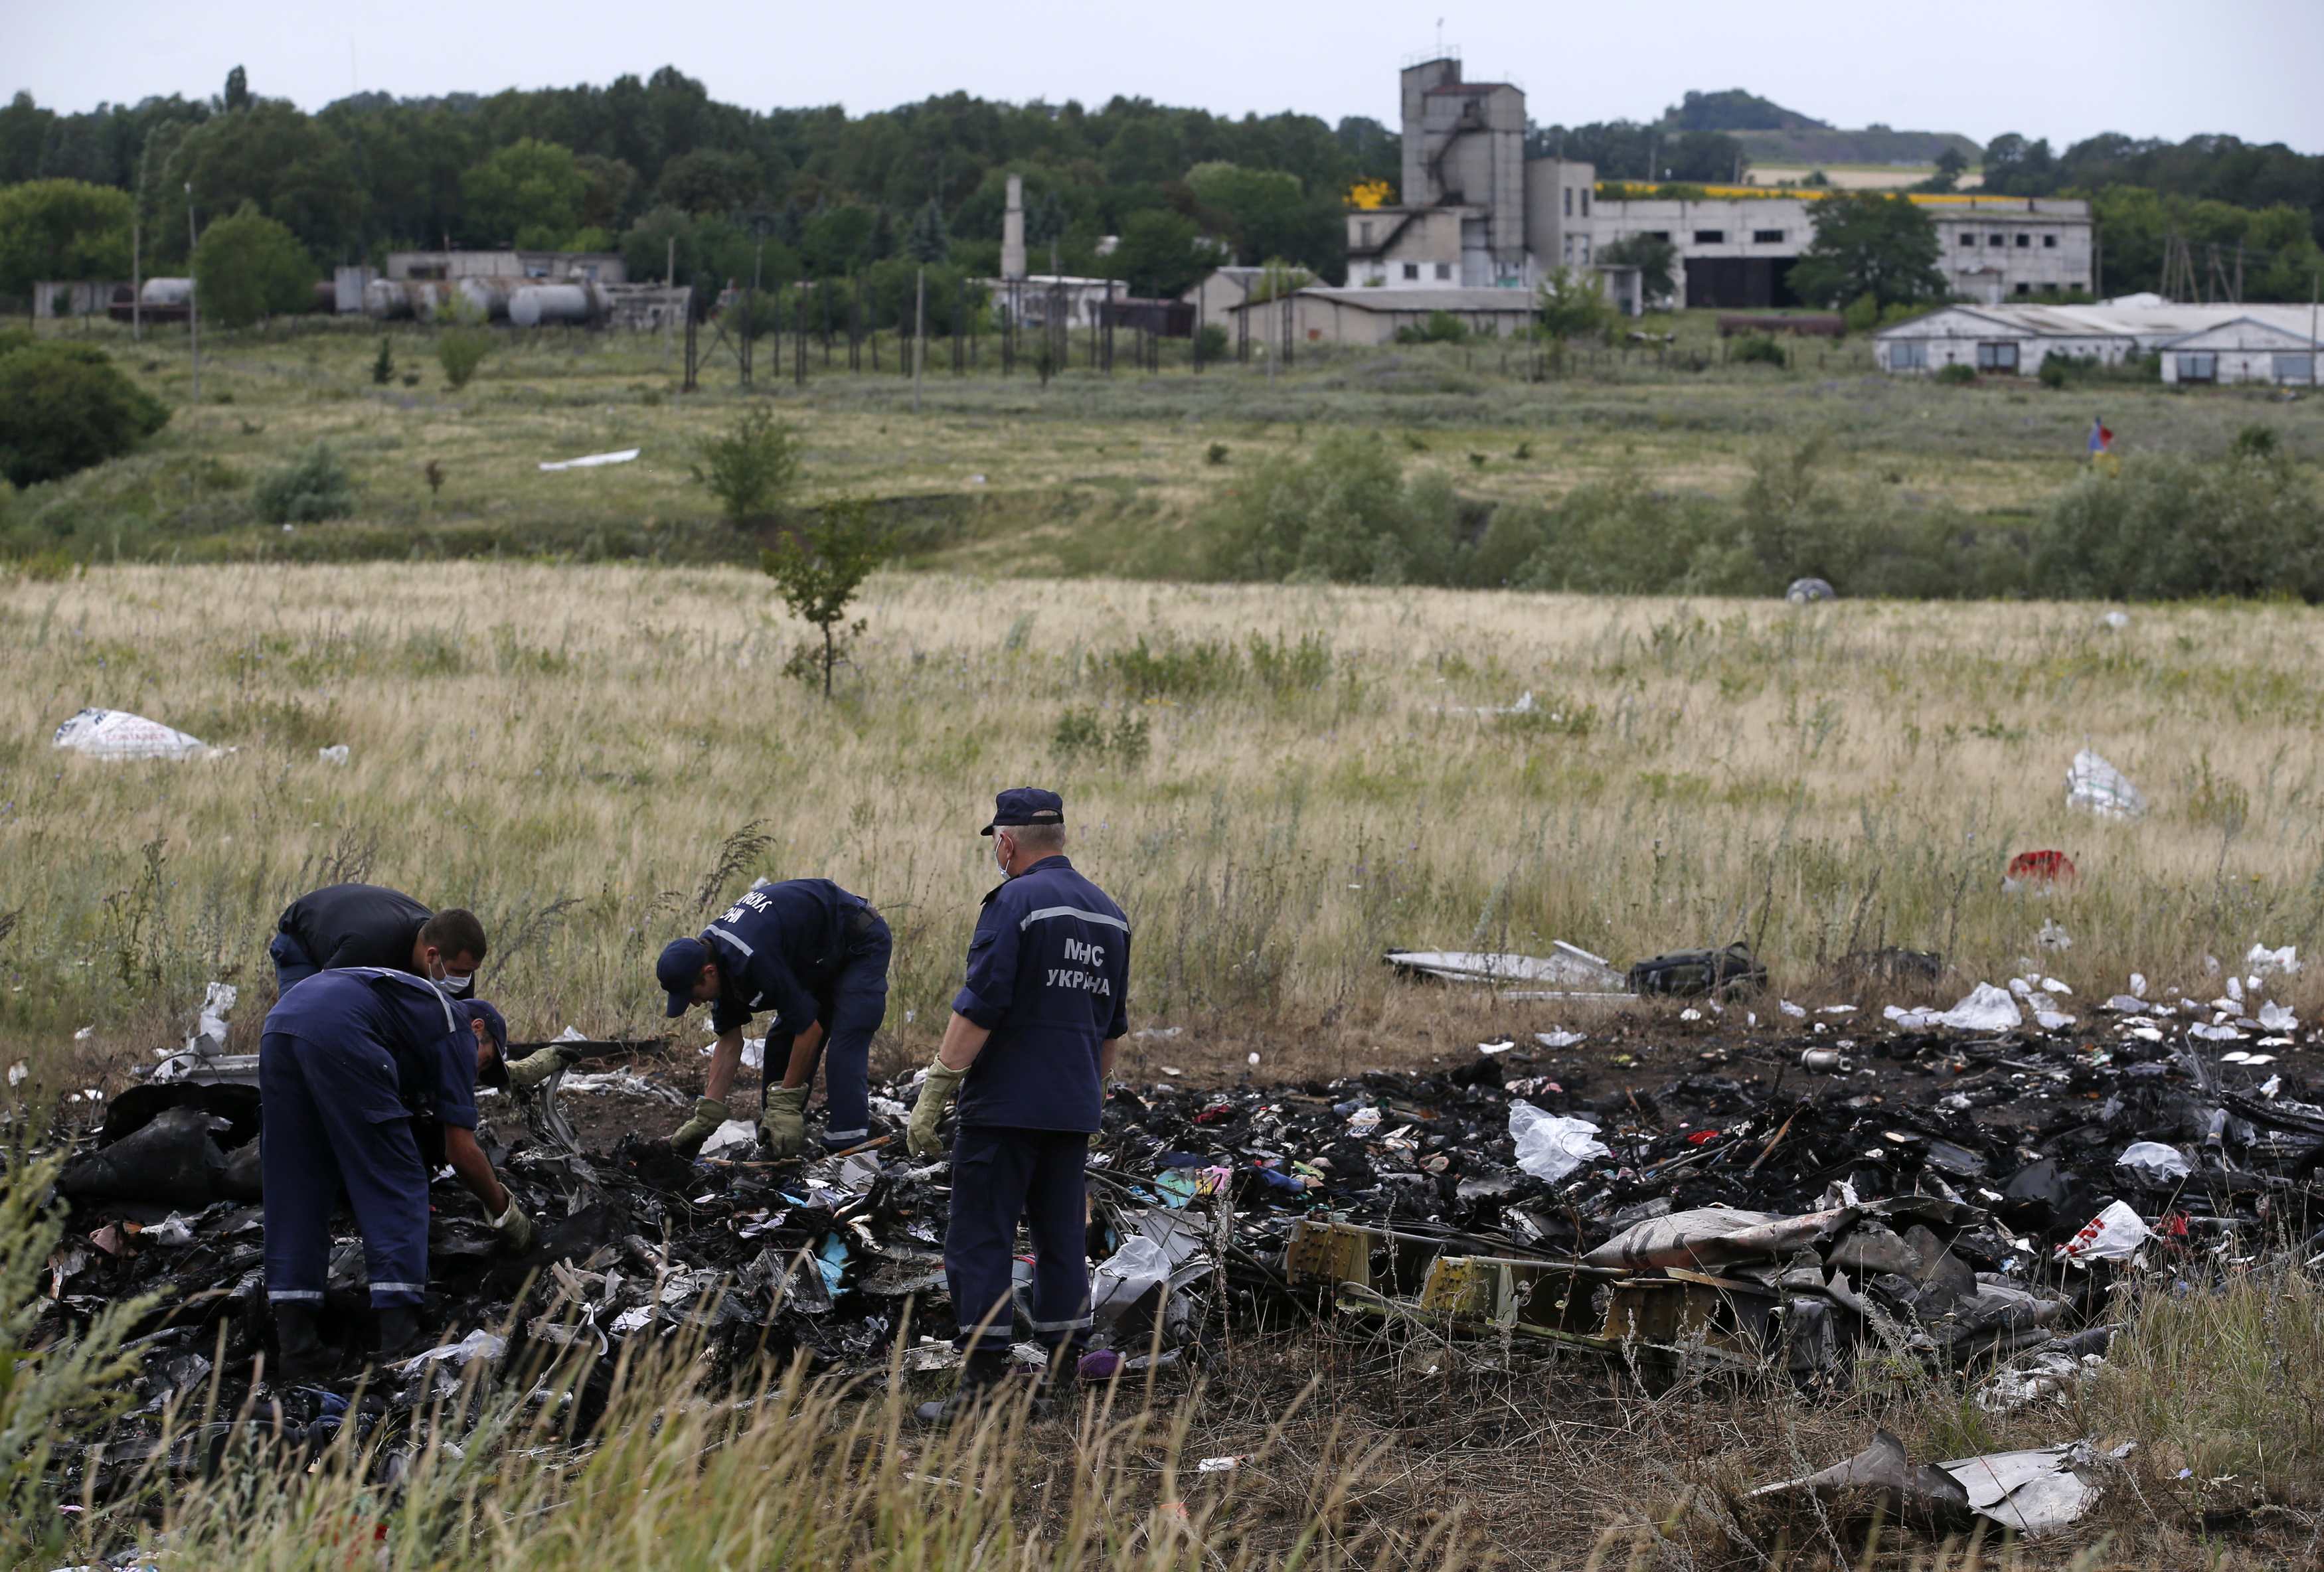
[{"left": 1875, "top": 302, "right": 2322, "bottom": 385}]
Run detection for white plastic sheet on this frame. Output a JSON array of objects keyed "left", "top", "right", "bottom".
[
  {"left": 2066, "top": 749, "right": 2146, "bottom": 819},
  {"left": 1386, "top": 946, "right": 1629, "bottom": 996},
  {"left": 52, "top": 707, "right": 220, "bottom": 761},
  {"left": 1508, "top": 1101, "right": 1608, "bottom": 1184},
  {"left": 539, "top": 447, "right": 640, "bottom": 472},
  {"left": 1884, "top": 982, "right": 2023, "bottom": 1033},
  {"left": 2246, "top": 943, "right": 2301, "bottom": 977},
  {"left": 2116, "top": 1142, "right": 2191, "bottom": 1185},
  {"left": 2055, "top": 1200, "right": 2152, "bottom": 1267},
  {"left": 699, "top": 1119, "right": 760, "bottom": 1158}
]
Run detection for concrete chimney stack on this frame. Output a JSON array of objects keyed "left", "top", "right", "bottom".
[{"left": 1001, "top": 173, "right": 1027, "bottom": 281}]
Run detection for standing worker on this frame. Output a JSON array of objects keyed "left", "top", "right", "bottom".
[
  {"left": 908, "top": 788, "right": 1129, "bottom": 1421},
  {"left": 260, "top": 968, "right": 534, "bottom": 1377},
  {"left": 657, "top": 878, "right": 891, "bottom": 1158},
  {"left": 272, "top": 882, "right": 487, "bottom": 999}
]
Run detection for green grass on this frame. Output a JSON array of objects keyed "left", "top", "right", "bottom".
[{"left": 5, "top": 313, "right": 2315, "bottom": 574}]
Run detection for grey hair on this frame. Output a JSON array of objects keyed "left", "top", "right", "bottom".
[{"left": 1002, "top": 821, "right": 1066, "bottom": 854}]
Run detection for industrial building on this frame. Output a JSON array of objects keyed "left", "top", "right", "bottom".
[
  {"left": 1873, "top": 301, "right": 2321, "bottom": 385},
  {"left": 1227, "top": 285, "right": 1542, "bottom": 347},
  {"left": 1343, "top": 56, "right": 2094, "bottom": 311}
]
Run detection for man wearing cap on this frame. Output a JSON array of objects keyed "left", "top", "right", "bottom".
[
  {"left": 260, "top": 967, "right": 535, "bottom": 1377},
  {"left": 271, "top": 882, "right": 488, "bottom": 1001},
  {"left": 908, "top": 788, "right": 1130, "bottom": 1421},
  {"left": 657, "top": 878, "right": 892, "bottom": 1158}
]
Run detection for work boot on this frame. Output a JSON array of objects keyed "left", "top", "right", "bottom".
[
  {"left": 667, "top": 1096, "right": 730, "bottom": 1158},
  {"left": 272, "top": 1305, "right": 333, "bottom": 1383},
  {"left": 914, "top": 1350, "right": 1013, "bottom": 1427},
  {"left": 373, "top": 1305, "right": 428, "bottom": 1364}
]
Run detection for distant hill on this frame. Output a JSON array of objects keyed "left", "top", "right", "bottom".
[
  {"left": 1662, "top": 88, "right": 1825, "bottom": 133},
  {"left": 1734, "top": 125, "right": 1983, "bottom": 168}
]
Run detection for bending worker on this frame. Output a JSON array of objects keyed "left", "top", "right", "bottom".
[
  {"left": 908, "top": 788, "right": 1129, "bottom": 1422},
  {"left": 261, "top": 967, "right": 534, "bottom": 1377},
  {"left": 657, "top": 877, "right": 892, "bottom": 1158},
  {"left": 272, "top": 882, "right": 487, "bottom": 999}
]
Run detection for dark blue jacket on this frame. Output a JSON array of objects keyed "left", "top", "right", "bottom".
[
  {"left": 703, "top": 878, "right": 872, "bottom": 1037},
  {"left": 952, "top": 856, "right": 1129, "bottom": 1133},
  {"left": 264, "top": 967, "right": 479, "bottom": 1130}
]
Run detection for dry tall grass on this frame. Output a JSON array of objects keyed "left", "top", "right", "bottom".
[{"left": 2, "top": 564, "right": 2319, "bottom": 1069}]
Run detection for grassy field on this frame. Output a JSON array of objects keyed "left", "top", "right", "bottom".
[
  {"left": 3, "top": 563, "right": 2319, "bottom": 1077},
  {"left": 6, "top": 313, "right": 2317, "bottom": 576}
]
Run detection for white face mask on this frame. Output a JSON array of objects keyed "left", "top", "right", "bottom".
[
  {"left": 994, "top": 836, "right": 1012, "bottom": 879},
  {"left": 431, "top": 961, "right": 473, "bottom": 994}
]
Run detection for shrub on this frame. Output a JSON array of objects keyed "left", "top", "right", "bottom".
[
  {"left": 1194, "top": 323, "right": 1229, "bottom": 362},
  {"left": 695, "top": 405, "right": 803, "bottom": 522},
  {"left": 254, "top": 443, "right": 357, "bottom": 524},
  {"left": 1394, "top": 311, "right": 1469, "bottom": 345},
  {"left": 1204, "top": 442, "right": 1229, "bottom": 466},
  {"left": 0, "top": 343, "right": 170, "bottom": 487},
  {"left": 1934, "top": 362, "right": 1978, "bottom": 385},
  {"left": 437, "top": 325, "right": 492, "bottom": 390},
  {"left": 2036, "top": 356, "right": 2070, "bottom": 389},
  {"left": 1842, "top": 291, "right": 1880, "bottom": 335},
  {"left": 1200, "top": 430, "right": 1465, "bottom": 585},
  {"left": 2034, "top": 447, "right": 2324, "bottom": 601},
  {"left": 1051, "top": 706, "right": 1151, "bottom": 769},
  {"left": 372, "top": 337, "right": 394, "bottom": 385},
  {"left": 1731, "top": 335, "right": 1787, "bottom": 367}
]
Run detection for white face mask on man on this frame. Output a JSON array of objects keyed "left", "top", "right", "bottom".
[{"left": 430, "top": 958, "right": 473, "bottom": 994}]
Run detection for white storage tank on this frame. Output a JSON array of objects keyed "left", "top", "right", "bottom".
[
  {"left": 141, "top": 277, "right": 194, "bottom": 307},
  {"left": 509, "top": 283, "right": 594, "bottom": 327}
]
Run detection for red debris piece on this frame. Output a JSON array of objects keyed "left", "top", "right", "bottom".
[{"left": 2006, "top": 850, "right": 2079, "bottom": 886}]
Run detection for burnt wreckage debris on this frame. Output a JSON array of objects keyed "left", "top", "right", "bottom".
[{"left": 23, "top": 996, "right": 2324, "bottom": 1493}]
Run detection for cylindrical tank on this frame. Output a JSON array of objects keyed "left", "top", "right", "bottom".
[
  {"left": 141, "top": 277, "right": 193, "bottom": 307},
  {"left": 363, "top": 278, "right": 414, "bottom": 319},
  {"left": 509, "top": 283, "right": 594, "bottom": 327},
  {"left": 455, "top": 277, "right": 513, "bottom": 321}
]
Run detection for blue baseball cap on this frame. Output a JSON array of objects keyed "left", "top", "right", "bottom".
[
  {"left": 657, "top": 937, "right": 712, "bottom": 1017},
  {"left": 981, "top": 787, "right": 1064, "bottom": 836},
  {"left": 461, "top": 1000, "right": 511, "bottom": 1087}
]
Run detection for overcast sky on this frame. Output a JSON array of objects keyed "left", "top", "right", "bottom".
[{"left": 14, "top": 0, "right": 2321, "bottom": 154}]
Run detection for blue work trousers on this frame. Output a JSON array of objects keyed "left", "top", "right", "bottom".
[
  {"left": 944, "top": 1127, "right": 1091, "bottom": 1356},
  {"left": 260, "top": 1030, "right": 431, "bottom": 1309},
  {"left": 768, "top": 917, "right": 891, "bottom": 1148}
]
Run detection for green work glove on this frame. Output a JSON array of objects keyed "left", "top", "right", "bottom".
[
  {"left": 503, "top": 1044, "right": 576, "bottom": 1093},
  {"left": 668, "top": 1096, "right": 730, "bottom": 1158},
  {"left": 760, "top": 1083, "right": 809, "bottom": 1158},
  {"left": 493, "top": 1198, "right": 537, "bottom": 1254},
  {"left": 906, "top": 1058, "right": 967, "bottom": 1160}
]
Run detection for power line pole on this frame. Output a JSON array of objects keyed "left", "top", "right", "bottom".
[
  {"left": 912, "top": 266, "right": 925, "bottom": 414},
  {"left": 185, "top": 183, "right": 199, "bottom": 400}
]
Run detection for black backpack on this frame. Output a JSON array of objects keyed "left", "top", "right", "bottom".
[{"left": 1627, "top": 944, "right": 1767, "bottom": 998}]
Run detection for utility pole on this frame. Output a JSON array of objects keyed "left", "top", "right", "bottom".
[
  {"left": 912, "top": 266, "right": 925, "bottom": 414},
  {"left": 665, "top": 236, "right": 676, "bottom": 365},
  {"left": 131, "top": 216, "right": 141, "bottom": 343},
  {"left": 2310, "top": 267, "right": 2318, "bottom": 390},
  {"left": 185, "top": 183, "right": 199, "bottom": 400}
]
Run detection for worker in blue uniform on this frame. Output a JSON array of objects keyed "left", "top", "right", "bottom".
[
  {"left": 907, "top": 787, "right": 1129, "bottom": 1422},
  {"left": 260, "top": 967, "right": 535, "bottom": 1378},
  {"left": 655, "top": 877, "right": 892, "bottom": 1158},
  {"left": 270, "top": 882, "right": 487, "bottom": 1000}
]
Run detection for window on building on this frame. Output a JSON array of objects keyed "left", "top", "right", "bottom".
[
  {"left": 1580, "top": 190, "right": 1590, "bottom": 216},
  {"left": 2041, "top": 281, "right": 2059, "bottom": 294},
  {"left": 1977, "top": 342, "right": 2020, "bottom": 372},
  {"left": 1359, "top": 221, "right": 1373, "bottom": 248},
  {"left": 2177, "top": 352, "right": 2216, "bottom": 383},
  {"left": 2272, "top": 353, "right": 2312, "bottom": 383},
  {"left": 1988, "top": 234, "right": 2006, "bottom": 247},
  {"left": 1890, "top": 341, "right": 1929, "bottom": 370},
  {"left": 1402, "top": 262, "right": 1420, "bottom": 281},
  {"left": 1694, "top": 229, "right": 1725, "bottom": 244},
  {"left": 1435, "top": 262, "right": 1453, "bottom": 280},
  {"left": 1752, "top": 228, "right": 1784, "bottom": 244},
  {"left": 2015, "top": 283, "right": 2031, "bottom": 295},
  {"left": 1578, "top": 236, "right": 1592, "bottom": 263},
  {"left": 2042, "top": 234, "right": 2058, "bottom": 248},
  {"left": 1959, "top": 232, "right": 1976, "bottom": 248},
  {"left": 2015, "top": 233, "right": 2031, "bottom": 248},
  {"left": 1645, "top": 231, "right": 1671, "bottom": 242},
  {"left": 1563, "top": 189, "right": 1573, "bottom": 217}
]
